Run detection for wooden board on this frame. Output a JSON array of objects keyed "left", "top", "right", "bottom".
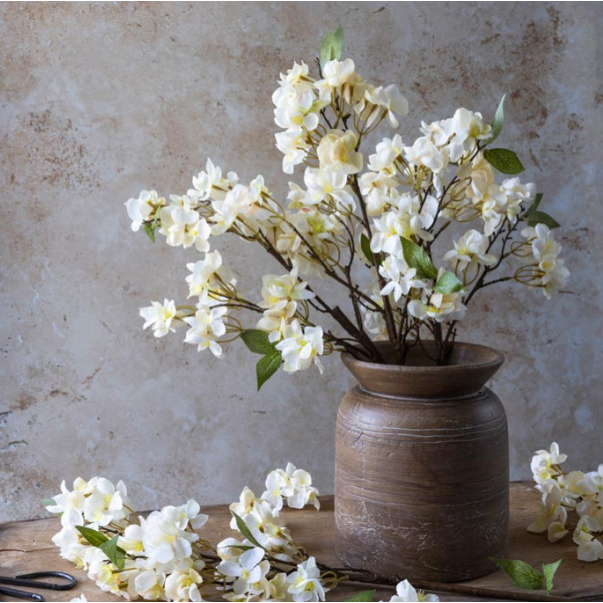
[{"left": 0, "top": 483, "right": 601, "bottom": 602}]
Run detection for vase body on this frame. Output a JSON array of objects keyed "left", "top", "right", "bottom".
[{"left": 334, "top": 342, "right": 509, "bottom": 582}]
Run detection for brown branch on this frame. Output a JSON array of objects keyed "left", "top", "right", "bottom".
[
  {"left": 257, "top": 228, "right": 383, "bottom": 362},
  {"left": 349, "top": 176, "right": 399, "bottom": 355}
]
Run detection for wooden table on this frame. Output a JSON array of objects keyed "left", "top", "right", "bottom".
[{"left": 1, "top": 483, "right": 601, "bottom": 602}]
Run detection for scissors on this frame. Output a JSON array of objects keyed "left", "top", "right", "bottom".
[{"left": 0, "top": 571, "right": 76, "bottom": 602}]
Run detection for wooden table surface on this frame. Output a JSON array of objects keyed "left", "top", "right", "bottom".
[{"left": 1, "top": 483, "right": 601, "bottom": 602}]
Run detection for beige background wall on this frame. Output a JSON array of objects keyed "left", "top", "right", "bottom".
[{"left": 1, "top": 2, "right": 602, "bottom": 522}]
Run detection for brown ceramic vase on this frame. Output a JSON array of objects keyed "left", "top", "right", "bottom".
[{"left": 334, "top": 341, "right": 509, "bottom": 582}]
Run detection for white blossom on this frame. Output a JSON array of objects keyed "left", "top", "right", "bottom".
[
  {"left": 443, "top": 229, "right": 496, "bottom": 269},
  {"left": 389, "top": 579, "right": 439, "bottom": 602},
  {"left": 217, "top": 547, "right": 270, "bottom": 598},
  {"left": 276, "top": 320, "right": 324, "bottom": 374},
  {"left": 320, "top": 58, "right": 357, "bottom": 90},
  {"left": 520, "top": 225, "right": 570, "bottom": 299},
  {"left": 126, "top": 190, "right": 165, "bottom": 232},
  {"left": 165, "top": 568, "right": 204, "bottom": 602},
  {"left": 286, "top": 557, "right": 327, "bottom": 602},
  {"left": 379, "top": 257, "right": 427, "bottom": 302},
  {"left": 358, "top": 84, "right": 409, "bottom": 128},
  {"left": 301, "top": 167, "right": 356, "bottom": 212},
  {"left": 186, "top": 251, "right": 235, "bottom": 301},
  {"left": 408, "top": 288, "right": 466, "bottom": 323},
  {"left": 141, "top": 510, "right": 199, "bottom": 566},
  {"left": 317, "top": 130, "right": 363, "bottom": 174},
  {"left": 527, "top": 480, "right": 568, "bottom": 542},
  {"left": 403, "top": 137, "right": 448, "bottom": 173},
  {"left": 531, "top": 442, "right": 567, "bottom": 485},
  {"left": 447, "top": 108, "right": 491, "bottom": 161},
  {"left": 189, "top": 159, "right": 238, "bottom": 202},
  {"left": 275, "top": 128, "right": 309, "bottom": 174},
  {"left": 183, "top": 305, "right": 227, "bottom": 357},
  {"left": 140, "top": 299, "right": 179, "bottom": 338},
  {"left": 159, "top": 195, "right": 211, "bottom": 251}
]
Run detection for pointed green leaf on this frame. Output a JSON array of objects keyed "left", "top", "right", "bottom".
[
  {"left": 530, "top": 192, "right": 543, "bottom": 212},
  {"left": 143, "top": 221, "right": 156, "bottom": 242},
  {"left": 542, "top": 559, "right": 562, "bottom": 594},
  {"left": 401, "top": 237, "right": 438, "bottom": 281},
  {"left": 483, "top": 148, "right": 525, "bottom": 175},
  {"left": 320, "top": 26, "right": 345, "bottom": 69},
  {"left": 526, "top": 210, "right": 560, "bottom": 230},
  {"left": 492, "top": 558, "right": 544, "bottom": 591},
  {"left": 230, "top": 511, "right": 266, "bottom": 550},
  {"left": 360, "top": 234, "right": 374, "bottom": 265},
  {"left": 347, "top": 590, "right": 376, "bottom": 602},
  {"left": 99, "top": 535, "right": 127, "bottom": 570},
  {"left": 257, "top": 352, "right": 282, "bottom": 391},
  {"left": 241, "top": 330, "right": 275, "bottom": 355},
  {"left": 142, "top": 207, "right": 162, "bottom": 242},
  {"left": 485, "top": 94, "right": 506, "bottom": 145},
  {"left": 41, "top": 498, "right": 56, "bottom": 508},
  {"left": 76, "top": 526, "right": 110, "bottom": 548},
  {"left": 434, "top": 271, "right": 466, "bottom": 294}
]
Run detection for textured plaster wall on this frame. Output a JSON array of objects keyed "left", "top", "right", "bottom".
[{"left": 1, "top": 2, "right": 602, "bottom": 522}]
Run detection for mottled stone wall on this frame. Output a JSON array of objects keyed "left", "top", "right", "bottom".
[{"left": 1, "top": 2, "right": 601, "bottom": 521}]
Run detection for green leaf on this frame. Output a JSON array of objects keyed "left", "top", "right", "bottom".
[
  {"left": 483, "top": 148, "right": 525, "bottom": 175},
  {"left": 401, "top": 237, "right": 438, "bottom": 281},
  {"left": 224, "top": 544, "right": 255, "bottom": 552},
  {"left": 434, "top": 271, "right": 466, "bottom": 294},
  {"left": 346, "top": 590, "right": 376, "bottom": 602},
  {"left": 542, "top": 559, "right": 562, "bottom": 594},
  {"left": 99, "top": 535, "right": 126, "bottom": 570},
  {"left": 230, "top": 511, "right": 266, "bottom": 550},
  {"left": 492, "top": 558, "right": 544, "bottom": 591},
  {"left": 526, "top": 210, "right": 560, "bottom": 230},
  {"left": 142, "top": 206, "right": 162, "bottom": 242},
  {"left": 531, "top": 192, "right": 543, "bottom": 212},
  {"left": 241, "top": 330, "right": 275, "bottom": 355},
  {"left": 485, "top": 94, "right": 506, "bottom": 145},
  {"left": 256, "top": 352, "right": 282, "bottom": 391},
  {"left": 360, "top": 234, "right": 374, "bottom": 265},
  {"left": 41, "top": 498, "right": 56, "bottom": 508},
  {"left": 143, "top": 221, "right": 156, "bottom": 242},
  {"left": 320, "top": 26, "right": 345, "bottom": 69},
  {"left": 76, "top": 526, "right": 110, "bottom": 548}
]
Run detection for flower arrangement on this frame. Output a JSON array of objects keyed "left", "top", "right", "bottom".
[
  {"left": 126, "top": 27, "right": 569, "bottom": 388},
  {"left": 529, "top": 443, "right": 603, "bottom": 562},
  {"left": 44, "top": 467, "right": 438, "bottom": 602}
]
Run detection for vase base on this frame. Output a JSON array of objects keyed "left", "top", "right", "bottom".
[{"left": 334, "top": 542, "right": 508, "bottom": 583}]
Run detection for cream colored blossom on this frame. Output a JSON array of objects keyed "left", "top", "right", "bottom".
[
  {"left": 126, "top": 190, "right": 165, "bottom": 232},
  {"left": 317, "top": 130, "right": 363, "bottom": 174},
  {"left": 276, "top": 320, "right": 324, "bottom": 374},
  {"left": 140, "top": 299, "right": 178, "bottom": 338}
]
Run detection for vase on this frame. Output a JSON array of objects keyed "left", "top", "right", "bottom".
[{"left": 334, "top": 341, "right": 508, "bottom": 582}]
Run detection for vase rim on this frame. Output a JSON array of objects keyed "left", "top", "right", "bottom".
[
  {"left": 342, "top": 341, "right": 504, "bottom": 372},
  {"left": 341, "top": 341, "right": 505, "bottom": 398}
]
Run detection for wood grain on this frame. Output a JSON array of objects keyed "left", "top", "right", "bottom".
[{"left": 1, "top": 486, "right": 602, "bottom": 602}]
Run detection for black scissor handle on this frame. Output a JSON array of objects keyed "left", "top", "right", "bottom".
[
  {"left": 14, "top": 571, "right": 77, "bottom": 590},
  {"left": 0, "top": 584, "right": 45, "bottom": 602}
]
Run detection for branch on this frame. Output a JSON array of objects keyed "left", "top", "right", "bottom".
[{"left": 349, "top": 176, "right": 399, "bottom": 353}]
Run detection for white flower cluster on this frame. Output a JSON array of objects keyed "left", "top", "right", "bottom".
[
  {"left": 48, "top": 469, "right": 439, "bottom": 602},
  {"left": 529, "top": 443, "right": 603, "bottom": 562},
  {"left": 518, "top": 224, "right": 570, "bottom": 299},
  {"left": 46, "top": 466, "right": 322, "bottom": 602},
  {"left": 49, "top": 477, "right": 208, "bottom": 601},
  {"left": 127, "top": 30, "right": 569, "bottom": 385}
]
